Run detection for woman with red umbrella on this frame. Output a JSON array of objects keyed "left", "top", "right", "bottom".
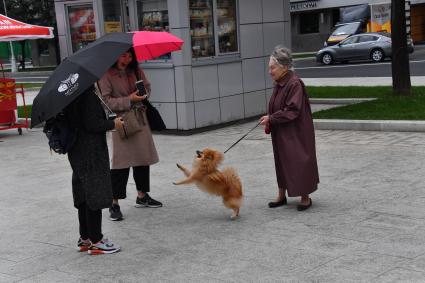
[{"left": 97, "top": 48, "right": 162, "bottom": 221}]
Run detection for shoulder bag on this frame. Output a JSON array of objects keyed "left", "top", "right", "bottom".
[{"left": 143, "top": 99, "right": 166, "bottom": 131}]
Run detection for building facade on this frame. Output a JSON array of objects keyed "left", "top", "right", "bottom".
[
  {"left": 54, "top": 0, "right": 291, "bottom": 130},
  {"left": 290, "top": 0, "right": 425, "bottom": 52}
]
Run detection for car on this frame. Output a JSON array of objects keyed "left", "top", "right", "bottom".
[{"left": 316, "top": 32, "right": 414, "bottom": 65}]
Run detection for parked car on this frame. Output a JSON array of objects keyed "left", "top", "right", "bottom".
[{"left": 316, "top": 32, "right": 414, "bottom": 65}]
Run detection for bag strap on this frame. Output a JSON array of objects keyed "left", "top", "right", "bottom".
[{"left": 95, "top": 82, "right": 115, "bottom": 115}]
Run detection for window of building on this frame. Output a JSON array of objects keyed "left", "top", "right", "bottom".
[
  {"left": 103, "top": 0, "right": 123, "bottom": 33},
  {"left": 137, "top": 0, "right": 169, "bottom": 32},
  {"left": 332, "top": 9, "right": 340, "bottom": 27},
  {"left": 136, "top": 0, "right": 170, "bottom": 59},
  {"left": 189, "top": 0, "right": 238, "bottom": 59},
  {"left": 67, "top": 4, "right": 96, "bottom": 52},
  {"left": 299, "top": 12, "right": 319, "bottom": 34}
]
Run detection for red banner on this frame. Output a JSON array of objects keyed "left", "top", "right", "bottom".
[{"left": 0, "top": 78, "right": 16, "bottom": 124}]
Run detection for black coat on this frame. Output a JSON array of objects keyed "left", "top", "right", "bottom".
[{"left": 67, "top": 89, "right": 115, "bottom": 210}]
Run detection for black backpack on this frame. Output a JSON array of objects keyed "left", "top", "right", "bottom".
[{"left": 43, "top": 112, "right": 77, "bottom": 154}]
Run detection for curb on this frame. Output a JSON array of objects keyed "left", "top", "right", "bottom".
[
  {"left": 314, "top": 119, "right": 425, "bottom": 132},
  {"left": 19, "top": 118, "right": 425, "bottom": 132},
  {"left": 310, "top": 98, "right": 376, "bottom": 105}
]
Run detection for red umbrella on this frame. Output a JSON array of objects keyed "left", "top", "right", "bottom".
[
  {"left": 0, "top": 14, "right": 54, "bottom": 41},
  {"left": 132, "top": 31, "right": 184, "bottom": 61}
]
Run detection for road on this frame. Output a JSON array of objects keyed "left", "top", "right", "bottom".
[
  {"left": 296, "top": 44, "right": 425, "bottom": 78},
  {"left": 5, "top": 45, "right": 425, "bottom": 83}
]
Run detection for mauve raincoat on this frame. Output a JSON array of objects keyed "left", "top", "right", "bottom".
[
  {"left": 98, "top": 68, "right": 159, "bottom": 169},
  {"left": 268, "top": 71, "right": 319, "bottom": 197}
]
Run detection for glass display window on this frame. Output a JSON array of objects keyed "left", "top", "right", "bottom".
[
  {"left": 217, "top": 0, "right": 238, "bottom": 53},
  {"left": 190, "top": 0, "right": 215, "bottom": 58},
  {"left": 137, "top": 0, "right": 170, "bottom": 59},
  {"left": 137, "top": 0, "right": 169, "bottom": 32},
  {"left": 103, "top": 0, "right": 123, "bottom": 33},
  {"left": 189, "top": 0, "right": 238, "bottom": 59},
  {"left": 67, "top": 5, "right": 96, "bottom": 52}
]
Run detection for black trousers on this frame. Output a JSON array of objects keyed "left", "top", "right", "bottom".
[
  {"left": 111, "top": 165, "right": 150, "bottom": 199},
  {"left": 77, "top": 202, "right": 103, "bottom": 243}
]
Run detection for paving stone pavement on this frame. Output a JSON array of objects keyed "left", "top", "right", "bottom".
[{"left": 1, "top": 122, "right": 425, "bottom": 282}]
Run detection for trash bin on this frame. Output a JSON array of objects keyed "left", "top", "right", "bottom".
[{"left": 0, "top": 78, "right": 29, "bottom": 135}]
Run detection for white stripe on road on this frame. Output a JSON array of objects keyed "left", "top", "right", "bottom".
[
  {"left": 12, "top": 77, "right": 49, "bottom": 79},
  {"left": 296, "top": 59, "right": 425, "bottom": 70}
]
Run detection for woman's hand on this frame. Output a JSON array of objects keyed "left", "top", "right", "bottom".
[
  {"left": 114, "top": 117, "right": 124, "bottom": 130},
  {"left": 129, "top": 91, "right": 146, "bottom": 102},
  {"left": 259, "top": 115, "right": 270, "bottom": 126}
]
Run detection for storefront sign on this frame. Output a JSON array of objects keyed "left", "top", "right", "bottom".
[
  {"left": 290, "top": 1, "right": 320, "bottom": 11},
  {"left": 104, "top": 21, "right": 122, "bottom": 33}
]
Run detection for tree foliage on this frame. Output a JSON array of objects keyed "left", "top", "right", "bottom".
[{"left": 1, "top": 0, "right": 56, "bottom": 27}]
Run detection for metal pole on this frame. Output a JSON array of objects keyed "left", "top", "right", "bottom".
[{"left": 2, "top": 0, "right": 17, "bottom": 72}]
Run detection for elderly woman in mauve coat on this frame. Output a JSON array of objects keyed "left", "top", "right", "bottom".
[
  {"left": 260, "top": 45, "right": 319, "bottom": 211},
  {"left": 97, "top": 48, "right": 162, "bottom": 222}
]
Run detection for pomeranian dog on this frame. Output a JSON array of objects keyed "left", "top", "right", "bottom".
[{"left": 173, "top": 148, "right": 243, "bottom": 219}]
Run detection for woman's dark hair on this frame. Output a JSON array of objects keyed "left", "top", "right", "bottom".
[{"left": 113, "top": 47, "right": 139, "bottom": 73}]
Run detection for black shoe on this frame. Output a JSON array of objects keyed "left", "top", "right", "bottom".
[
  {"left": 297, "top": 199, "right": 312, "bottom": 211},
  {"left": 268, "top": 198, "right": 287, "bottom": 208},
  {"left": 109, "top": 204, "right": 123, "bottom": 221},
  {"left": 135, "top": 194, "right": 162, "bottom": 208}
]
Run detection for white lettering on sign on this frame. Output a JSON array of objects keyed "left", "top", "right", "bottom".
[{"left": 290, "top": 1, "right": 319, "bottom": 11}]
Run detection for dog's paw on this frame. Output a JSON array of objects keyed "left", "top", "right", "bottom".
[
  {"left": 230, "top": 214, "right": 239, "bottom": 220},
  {"left": 172, "top": 182, "right": 177, "bottom": 185},
  {"left": 176, "top": 163, "right": 182, "bottom": 169}
]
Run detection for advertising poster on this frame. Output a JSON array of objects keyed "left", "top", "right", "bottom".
[
  {"left": 370, "top": 3, "right": 392, "bottom": 33},
  {"left": 68, "top": 5, "right": 96, "bottom": 52}
]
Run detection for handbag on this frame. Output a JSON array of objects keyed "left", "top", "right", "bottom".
[
  {"left": 143, "top": 99, "right": 166, "bottom": 131},
  {"left": 117, "top": 106, "right": 144, "bottom": 139}
]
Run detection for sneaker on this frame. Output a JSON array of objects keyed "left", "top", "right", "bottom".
[
  {"left": 109, "top": 204, "right": 123, "bottom": 221},
  {"left": 77, "top": 238, "right": 91, "bottom": 252},
  {"left": 88, "top": 239, "right": 121, "bottom": 255},
  {"left": 135, "top": 193, "right": 162, "bottom": 208}
]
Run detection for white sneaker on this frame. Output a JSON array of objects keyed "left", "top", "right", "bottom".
[{"left": 88, "top": 239, "right": 121, "bottom": 255}]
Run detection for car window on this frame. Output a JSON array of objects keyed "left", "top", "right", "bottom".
[
  {"left": 340, "top": 36, "right": 359, "bottom": 45},
  {"left": 358, "top": 35, "right": 378, "bottom": 43}
]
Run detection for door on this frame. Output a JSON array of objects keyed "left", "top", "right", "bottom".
[
  {"left": 356, "top": 35, "right": 379, "bottom": 59},
  {"left": 336, "top": 35, "right": 360, "bottom": 60}
]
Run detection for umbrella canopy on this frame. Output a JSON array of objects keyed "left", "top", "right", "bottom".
[
  {"left": 0, "top": 14, "right": 54, "bottom": 41},
  {"left": 133, "top": 31, "right": 184, "bottom": 61},
  {"left": 31, "top": 31, "right": 183, "bottom": 127}
]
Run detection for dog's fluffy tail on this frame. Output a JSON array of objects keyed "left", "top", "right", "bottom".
[{"left": 222, "top": 167, "right": 243, "bottom": 198}]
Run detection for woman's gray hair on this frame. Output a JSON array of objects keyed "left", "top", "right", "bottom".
[{"left": 270, "top": 45, "right": 294, "bottom": 70}]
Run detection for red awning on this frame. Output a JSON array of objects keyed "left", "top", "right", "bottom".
[{"left": 0, "top": 14, "right": 54, "bottom": 41}]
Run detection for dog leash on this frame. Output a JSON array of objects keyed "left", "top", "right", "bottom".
[{"left": 223, "top": 121, "right": 261, "bottom": 154}]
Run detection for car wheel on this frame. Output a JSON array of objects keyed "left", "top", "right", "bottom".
[
  {"left": 371, "top": 49, "right": 384, "bottom": 62},
  {"left": 321, "top": 53, "right": 333, "bottom": 65}
]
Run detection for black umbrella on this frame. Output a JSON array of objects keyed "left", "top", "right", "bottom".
[{"left": 31, "top": 32, "right": 133, "bottom": 127}]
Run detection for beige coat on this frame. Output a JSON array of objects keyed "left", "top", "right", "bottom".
[{"left": 98, "top": 67, "right": 159, "bottom": 169}]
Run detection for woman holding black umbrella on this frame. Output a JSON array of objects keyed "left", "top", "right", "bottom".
[
  {"left": 97, "top": 48, "right": 162, "bottom": 221},
  {"left": 66, "top": 85, "right": 123, "bottom": 254}
]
